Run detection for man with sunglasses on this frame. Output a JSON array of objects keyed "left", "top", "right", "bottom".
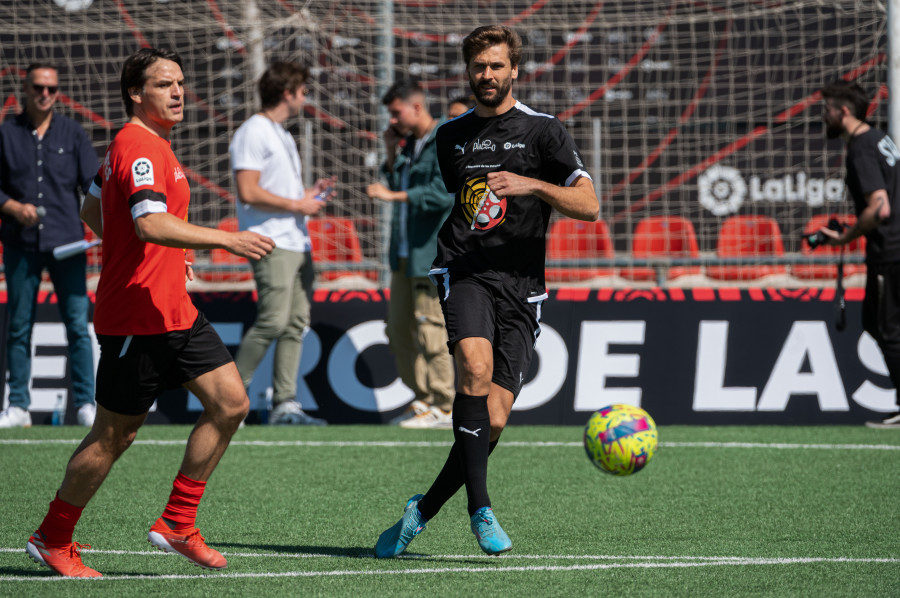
[{"left": 0, "top": 63, "right": 98, "bottom": 428}]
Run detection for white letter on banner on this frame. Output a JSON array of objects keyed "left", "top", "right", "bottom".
[
  {"left": 757, "top": 321, "right": 848, "bottom": 411},
  {"left": 514, "top": 324, "right": 567, "bottom": 411},
  {"left": 852, "top": 332, "right": 900, "bottom": 412},
  {"left": 329, "top": 320, "right": 413, "bottom": 412},
  {"left": 573, "top": 321, "right": 645, "bottom": 411},
  {"left": 693, "top": 321, "right": 756, "bottom": 411}
]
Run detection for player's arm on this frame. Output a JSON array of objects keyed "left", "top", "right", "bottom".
[
  {"left": 234, "top": 169, "right": 330, "bottom": 216},
  {"left": 134, "top": 211, "right": 274, "bottom": 260},
  {"left": 80, "top": 190, "right": 103, "bottom": 238},
  {"left": 824, "top": 188, "right": 889, "bottom": 245},
  {"left": 486, "top": 171, "right": 599, "bottom": 222},
  {"left": 80, "top": 174, "right": 104, "bottom": 237}
]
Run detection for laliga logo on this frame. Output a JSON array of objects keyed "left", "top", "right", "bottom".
[
  {"left": 698, "top": 165, "right": 746, "bottom": 216},
  {"left": 698, "top": 165, "right": 845, "bottom": 215}
]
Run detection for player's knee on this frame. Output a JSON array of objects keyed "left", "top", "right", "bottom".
[
  {"left": 489, "top": 413, "right": 508, "bottom": 440},
  {"left": 95, "top": 426, "right": 139, "bottom": 459},
  {"left": 456, "top": 358, "right": 491, "bottom": 387},
  {"left": 222, "top": 392, "right": 250, "bottom": 424}
]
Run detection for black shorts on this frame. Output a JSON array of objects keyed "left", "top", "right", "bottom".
[
  {"left": 95, "top": 312, "right": 234, "bottom": 415},
  {"left": 429, "top": 269, "right": 545, "bottom": 398}
]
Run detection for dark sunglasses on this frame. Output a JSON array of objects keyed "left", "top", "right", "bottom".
[{"left": 31, "top": 84, "right": 59, "bottom": 95}]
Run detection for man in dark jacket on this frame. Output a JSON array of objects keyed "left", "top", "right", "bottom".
[{"left": 367, "top": 79, "right": 455, "bottom": 429}]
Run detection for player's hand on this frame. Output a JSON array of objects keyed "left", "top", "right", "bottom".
[
  {"left": 819, "top": 225, "right": 843, "bottom": 246},
  {"left": 366, "top": 182, "right": 397, "bottom": 202},
  {"left": 486, "top": 171, "right": 535, "bottom": 198},
  {"left": 228, "top": 230, "right": 275, "bottom": 260},
  {"left": 185, "top": 258, "right": 194, "bottom": 282}
]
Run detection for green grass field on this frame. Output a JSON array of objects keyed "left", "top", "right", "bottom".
[{"left": 1, "top": 424, "right": 897, "bottom": 597}]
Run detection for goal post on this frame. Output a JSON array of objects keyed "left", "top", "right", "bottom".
[{"left": 0, "top": 0, "right": 887, "bottom": 287}]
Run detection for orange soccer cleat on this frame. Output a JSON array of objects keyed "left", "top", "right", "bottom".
[
  {"left": 26, "top": 529, "right": 102, "bottom": 578},
  {"left": 147, "top": 518, "right": 227, "bottom": 570}
]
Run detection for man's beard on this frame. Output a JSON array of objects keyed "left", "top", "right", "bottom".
[
  {"left": 470, "top": 77, "right": 512, "bottom": 108},
  {"left": 825, "top": 121, "right": 843, "bottom": 140}
]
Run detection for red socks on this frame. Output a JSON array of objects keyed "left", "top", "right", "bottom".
[
  {"left": 161, "top": 472, "right": 207, "bottom": 531},
  {"left": 38, "top": 493, "right": 84, "bottom": 546}
]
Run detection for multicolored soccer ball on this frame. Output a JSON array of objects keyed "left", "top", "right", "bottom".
[{"left": 583, "top": 404, "right": 658, "bottom": 475}]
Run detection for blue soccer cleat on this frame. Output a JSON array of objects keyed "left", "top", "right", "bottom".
[
  {"left": 470, "top": 506, "right": 512, "bottom": 555},
  {"left": 374, "top": 494, "right": 427, "bottom": 558}
]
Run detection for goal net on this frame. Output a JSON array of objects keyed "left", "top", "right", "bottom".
[{"left": 0, "top": 0, "right": 888, "bottom": 287}]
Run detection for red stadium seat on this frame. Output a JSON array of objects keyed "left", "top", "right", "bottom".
[
  {"left": 307, "top": 217, "right": 378, "bottom": 282},
  {"left": 621, "top": 215, "right": 701, "bottom": 282},
  {"left": 706, "top": 215, "right": 787, "bottom": 281},
  {"left": 546, "top": 219, "right": 615, "bottom": 282},
  {"left": 792, "top": 214, "right": 865, "bottom": 280},
  {"left": 197, "top": 217, "right": 253, "bottom": 283}
]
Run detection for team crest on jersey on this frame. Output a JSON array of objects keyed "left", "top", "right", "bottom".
[
  {"left": 461, "top": 176, "right": 506, "bottom": 231},
  {"left": 132, "top": 158, "right": 154, "bottom": 187}
]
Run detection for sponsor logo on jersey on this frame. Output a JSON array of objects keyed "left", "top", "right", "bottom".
[
  {"left": 131, "top": 158, "right": 154, "bottom": 187},
  {"left": 174, "top": 166, "right": 186, "bottom": 182},
  {"left": 472, "top": 138, "right": 497, "bottom": 152},
  {"left": 102, "top": 152, "right": 112, "bottom": 181},
  {"left": 504, "top": 142, "right": 526, "bottom": 150},
  {"left": 461, "top": 175, "right": 507, "bottom": 231},
  {"left": 573, "top": 151, "right": 584, "bottom": 168},
  {"left": 454, "top": 142, "right": 468, "bottom": 154}
]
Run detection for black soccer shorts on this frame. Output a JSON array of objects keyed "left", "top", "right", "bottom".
[
  {"left": 430, "top": 268, "right": 545, "bottom": 398},
  {"left": 94, "top": 312, "right": 234, "bottom": 415}
]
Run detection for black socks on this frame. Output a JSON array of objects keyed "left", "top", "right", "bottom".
[{"left": 418, "top": 393, "right": 493, "bottom": 519}]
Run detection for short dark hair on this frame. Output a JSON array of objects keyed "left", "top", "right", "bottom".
[
  {"left": 120, "top": 48, "right": 183, "bottom": 117},
  {"left": 25, "top": 63, "right": 57, "bottom": 79},
  {"left": 462, "top": 25, "right": 523, "bottom": 68},
  {"left": 449, "top": 94, "right": 475, "bottom": 108},
  {"left": 259, "top": 62, "right": 309, "bottom": 110},
  {"left": 381, "top": 79, "right": 425, "bottom": 106},
  {"left": 821, "top": 80, "right": 869, "bottom": 122}
]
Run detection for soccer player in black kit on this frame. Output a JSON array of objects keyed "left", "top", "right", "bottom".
[
  {"left": 375, "top": 24, "right": 599, "bottom": 557},
  {"left": 820, "top": 80, "right": 900, "bottom": 429}
]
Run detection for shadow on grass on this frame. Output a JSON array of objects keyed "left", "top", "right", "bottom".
[
  {"left": 214, "top": 542, "right": 499, "bottom": 566},
  {"left": 216, "top": 543, "right": 373, "bottom": 558},
  {"left": 0, "top": 566, "right": 53, "bottom": 577}
]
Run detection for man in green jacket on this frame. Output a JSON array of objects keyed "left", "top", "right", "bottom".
[{"left": 367, "top": 80, "right": 455, "bottom": 428}]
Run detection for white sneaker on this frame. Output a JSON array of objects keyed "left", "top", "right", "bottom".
[
  {"left": 389, "top": 400, "right": 431, "bottom": 425},
  {"left": 269, "top": 401, "right": 327, "bottom": 426},
  {"left": 865, "top": 412, "right": 900, "bottom": 429},
  {"left": 76, "top": 403, "right": 96, "bottom": 427},
  {"left": 0, "top": 406, "right": 32, "bottom": 428},
  {"left": 399, "top": 405, "right": 453, "bottom": 429}
]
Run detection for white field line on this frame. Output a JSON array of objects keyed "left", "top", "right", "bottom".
[
  {"left": 0, "top": 549, "right": 897, "bottom": 582},
  {"left": 0, "top": 438, "right": 898, "bottom": 451}
]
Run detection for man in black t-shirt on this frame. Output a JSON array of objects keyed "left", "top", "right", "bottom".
[
  {"left": 374, "top": 24, "right": 599, "bottom": 558},
  {"left": 820, "top": 80, "right": 900, "bottom": 428}
]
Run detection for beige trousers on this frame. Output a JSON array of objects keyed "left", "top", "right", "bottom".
[{"left": 386, "top": 259, "right": 455, "bottom": 411}]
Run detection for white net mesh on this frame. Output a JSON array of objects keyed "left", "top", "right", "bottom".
[{"left": 0, "top": 0, "right": 888, "bottom": 287}]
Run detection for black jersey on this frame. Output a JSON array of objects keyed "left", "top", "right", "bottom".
[
  {"left": 433, "top": 101, "right": 591, "bottom": 295},
  {"left": 845, "top": 128, "right": 900, "bottom": 264}
]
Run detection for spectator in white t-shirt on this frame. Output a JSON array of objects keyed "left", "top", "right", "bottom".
[{"left": 229, "top": 61, "right": 335, "bottom": 425}]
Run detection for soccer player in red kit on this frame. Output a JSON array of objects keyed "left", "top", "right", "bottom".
[{"left": 24, "top": 48, "right": 274, "bottom": 577}]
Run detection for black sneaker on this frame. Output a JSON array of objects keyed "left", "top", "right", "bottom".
[{"left": 865, "top": 412, "right": 900, "bottom": 429}]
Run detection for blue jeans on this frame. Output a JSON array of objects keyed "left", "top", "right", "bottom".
[{"left": 3, "top": 245, "right": 95, "bottom": 409}]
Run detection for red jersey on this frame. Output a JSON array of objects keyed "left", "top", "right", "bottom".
[{"left": 94, "top": 123, "right": 198, "bottom": 335}]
